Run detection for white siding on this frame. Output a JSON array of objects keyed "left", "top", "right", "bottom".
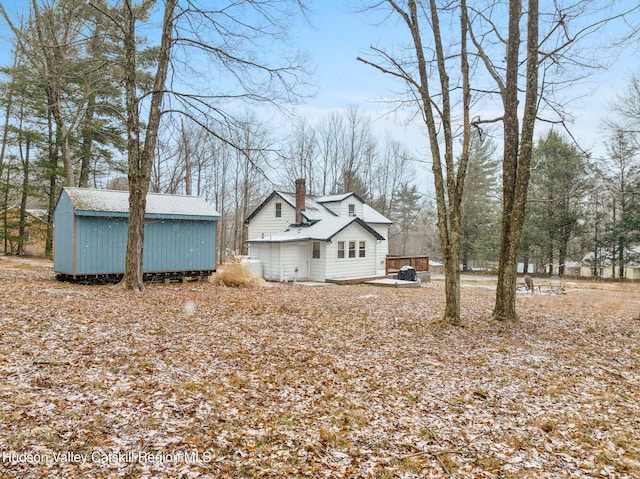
[
  {"left": 309, "top": 242, "right": 327, "bottom": 282},
  {"left": 369, "top": 223, "right": 389, "bottom": 275},
  {"left": 279, "top": 243, "right": 303, "bottom": 281},
  {"left": 246, "top": 196, "right": 296, "bottom": 241},
  {"left": 322, "top": 198, "right": 364, "bottom": 218},
  {"left": 325, "top": 223, "right": 378, "bottom": 279},
  {"left": 252, "top": 243, "right": 278, "bottom": 281},
  {"left": 628, "top": 267, "right": 640, "bottom": 280},
  {"left": 250, "top": 242, "right": 311, "bottom": 281},
  {"left": 581, "top": 264, "right": 640, "bottom": 280}
]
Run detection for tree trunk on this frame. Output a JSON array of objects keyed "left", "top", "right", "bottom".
[
  {"left": 492, "top": 0, "right": 539, "bottom": 321},
  {"left": 405, "top": 0, "right": 468, "bottom": 325},
  {"left": 78, "top": 93, "right": 96, "bottom": 188},
  {"left": 17, "top": 138, "right": 29, "bottom": 256},
  {"left": 618, "top": 236, "right": 625, "bottom": 279},
  {"left": 442, "top": 234, "right": 461, "bottom": 323},
  {"left": 181, "top": 119, "right": 192, "bottom": 195},
  {"left": 120, "top": 0, "right": 176, "bottom": 291},
  {"left": 3, "top": 166, "right": 9, "bottom": 254},
  {"left": 45, "top": 111, "right": 57, "bottom": 258},
  {"left": 558, "top": 240, "right": 567, "bottom": 276}
]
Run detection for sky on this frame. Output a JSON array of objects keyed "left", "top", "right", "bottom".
[
  {"left": 296, "top": 1, "right": 640, "bottom": 155},
  {"left": 0, "top": 0, "right": 638, "bottom": 193},
  {"left": 271, "top": 1, "right": 639, "bottom": 199}
]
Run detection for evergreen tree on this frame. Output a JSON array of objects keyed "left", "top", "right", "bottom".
[
  {"left": 523, "top": 131, "right": 587, "bottom": 275},
  {"left": 600, "top": 128, "right": 640, "bottom": 278},
  {"left": 391, "top": 183, "right": 422, "bottom": 255},
  {"left": 460, "top": 132, "right": 500, "bottom": 271}
]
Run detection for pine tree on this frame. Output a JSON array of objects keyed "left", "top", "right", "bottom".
[
  {"left": 460, "top": 132, "right": 500, "bottom": 271},
  {"left": 391, "top": 183, "right": 422, "bottom": 255},
  {"left": 523, "top": 131, "right": 587, "bottom": 275}
]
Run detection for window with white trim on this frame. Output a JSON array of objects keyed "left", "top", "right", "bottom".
[
  {"left": 348, "top": 204, "right": 356, "bottom": 217},
  {"left": 337, "top": 241, "right": 345, "bottom": 259},
  {"left": 359, "top": 241, "right": 366, "bottom": 257},
  {"left": 312, "top": 241, "right": 320, "bottom": 259},
  {"left": 348, "top": 241, "right": 356, "bottom": 258},
  {"left": 275, "top": 202, "right": 282, "bottom": 217}
]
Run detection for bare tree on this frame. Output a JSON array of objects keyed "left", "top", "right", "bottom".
[
  {"left": 109, "top": 0, "right": 176, "bottom": 291},
  {"left": 466, "top": 0, "right": 640, "bottom": 320},
  {"left": 370, "top": 135, "right": 414, "bottom": 218},
  {"left": 281, "top": 119, "right": 318, "bottom": 193},
  {"left": 484, "top": 0, "right": 539, "bottom": 321},
  {"left": 358, "top": 0, "right": 472, "bottom": 325},
  {"left": 86, "top": 0, "right": 310, "bottom": 290},
  {"left": 316, "top": 111, "right": 345, "bottom": 195}
]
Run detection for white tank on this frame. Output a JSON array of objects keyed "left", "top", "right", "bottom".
[{"left": 242, "top": 257, "right": 263, "bottom": 278}]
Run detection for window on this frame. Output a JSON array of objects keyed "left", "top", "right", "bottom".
[
  {"left": 348, "top": 204, "right": 356, "bottom": 217},
  {"left": 275, "top": 202, "right": 282, "bottom": 218},
  {"left": 348, "top": 241, "right": 356, "bottom": 258},
  {"left": 359, "top": 241, "right": 366, "bottom": 258},
  {"left": 312, "top": 242, "right": 320, "bottom": 259},
  {"left": 337, "top": 241, "right": 345, "bottom": 259}
]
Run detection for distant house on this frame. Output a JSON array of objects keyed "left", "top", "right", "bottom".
[
  {"left": 1, "top": 206, "right": 48, "bottom": 256},
  {"left": 244, "top": 179, "right": 392, "bottom": 282},
  {"left": 580, "top": 247, "right": 640, "bottom": 280},
  {"left": 54, "top": 188, "right": 220, "bottom": 281}
]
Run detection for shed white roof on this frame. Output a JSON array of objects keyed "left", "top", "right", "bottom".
[{"left": 63, "top": 188, "right": 220, "bottom": 218}]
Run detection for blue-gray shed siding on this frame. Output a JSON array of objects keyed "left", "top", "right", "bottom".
[
  {"left": 143, "top": 219, "right": 216, "bottom": 272},
  {"left": 53, "top": 195, "right": 74, "bottom": 274},
  {"left": 54, "top": 190, "right": 218, "bottom": 276},
  {"left": 75, "top": 216, "right": 128, "bottom": 274}
]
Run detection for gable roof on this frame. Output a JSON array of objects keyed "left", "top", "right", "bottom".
[
  {"left": 244, "top": 190, "right": 391, "bottom": 225},
  {"left": 245, "top": 191, "right": 337, "bottom": 224},
  {"left": 59, "top": 187, "right": 220, "bottom": 220},
  {"left": 246, "top": 216, "right": 384, "bottom": 243}
]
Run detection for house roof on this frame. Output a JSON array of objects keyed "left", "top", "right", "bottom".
[
  {"left": 2, "top": 206, "right": 48, "bottom": 222},
  {"left": 316, "top": 192, "right": 365, "bottom": 204},
  {"left": 244, "top": 190, "right": 392, "bottom": 225},
  {"left": 246, "top": 216, "right": 385, "bottom": 243},
  {"left": 245, "top": 191, "right": 337, "bottom": 224},
  {"left": 276, "top": 192, "right": 337, "bottom": 222},
  {"left": 362, "top": 204, "right": 392, "bottom": 224},
  {"left": 60, "top": 187, "right": 220, "bottom": 219}
]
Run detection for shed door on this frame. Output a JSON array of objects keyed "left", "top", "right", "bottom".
[{"left": 297, "top": 244, "right": 309, "bottom": 280}]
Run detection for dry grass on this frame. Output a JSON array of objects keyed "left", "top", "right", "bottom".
[
  {"left": 0, "top": 257, "right": 639, "bottom": 478},
  {"left": 211, "top": 260, "right": 267, "bottom": 288}
]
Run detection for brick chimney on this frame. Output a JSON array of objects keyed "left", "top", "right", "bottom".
[{"left": 295, "top": 178, "right": 306, "bottom": 225}]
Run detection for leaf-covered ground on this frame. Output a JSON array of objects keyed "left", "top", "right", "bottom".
[{"left": 0, "top": 258, "right": 639, "bottom": 478}]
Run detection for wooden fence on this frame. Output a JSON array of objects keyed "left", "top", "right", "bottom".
[{"left": 385, "top": 255, "right": 430, "bottom": 275}]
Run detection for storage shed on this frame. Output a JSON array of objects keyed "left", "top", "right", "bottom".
[{"left": 54, "top": 188, "right": 220, "bottom": 282}]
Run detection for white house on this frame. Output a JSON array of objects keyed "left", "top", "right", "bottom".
[
  {"left": 244, "top": 179, "right": 392, "bottom": 282},
  {"left": 581, "top": 247, "right": 640, "bottom": 280}
]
